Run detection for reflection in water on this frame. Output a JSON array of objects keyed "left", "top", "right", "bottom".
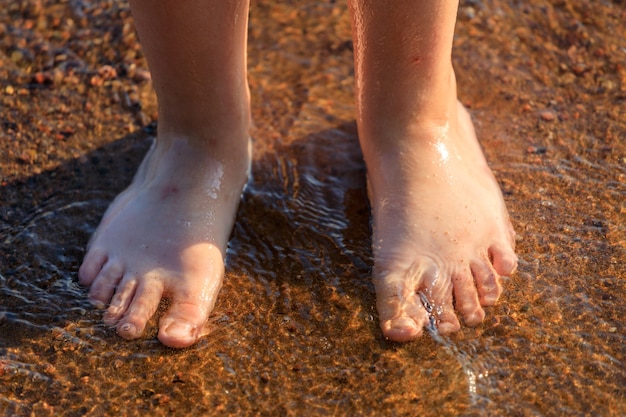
[{"left": 1, "top": 0, "right": 625, "bottom": 415}]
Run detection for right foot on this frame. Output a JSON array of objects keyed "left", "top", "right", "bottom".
[{"left": 79, "top": 135, "right": 249, "bottom": 348}]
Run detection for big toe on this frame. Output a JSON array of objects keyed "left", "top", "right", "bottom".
[
  {"left": 381, "top": 316, "right": 424, "bottom": 342},
  {"left": 375, "top": 274, "right": 429, "bottom": 342},
  {"left": 159, "top": 302, "right": 209, "bottom": 348}
]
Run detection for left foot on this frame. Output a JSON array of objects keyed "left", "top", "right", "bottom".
[{"left": 364, "top": 101, "right": 517, "bottom": 342}]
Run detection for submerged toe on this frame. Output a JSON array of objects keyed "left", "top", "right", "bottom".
[
  {"left": 382, "top": 316, "right": 424, "bottom": 342},
  {"left": 103, "top": 276, "right": 137, "bottom": 326},
  {"left": 471, "top": 258, "right": 502, "bottom": 306},
  {"left": 78, "top": 248, "right": 108, "bottom": 286},
  {"left": 88, "top": 260, "right": 125, "bottom": 306},
  {"left": 434, "top": 303, "right": 461, "bottom": 335},
  {"left": 376, "top": 290, "right": 428, "bottom": 342},
  {"left": 452, "top": 270, "right": 485, "bottom": 327},
  {"left": 437, "top": 317, "right": 461, "bottom": 334},
  {"left": 158, "top": 302, "right": 209, "bottom": 348},
  {"left": 114, "top": 279, "right": 163, "bottom": 339},
  {"left": 490, "top": 244, "right": 518, "bottom": 276}
]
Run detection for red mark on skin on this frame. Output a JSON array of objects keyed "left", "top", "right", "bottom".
[
  {"left": 411, "top": 56, "right": 422, "bottom": 64},
  {"left": 160, "top": 186, "right": 179, "bottom": 200}
]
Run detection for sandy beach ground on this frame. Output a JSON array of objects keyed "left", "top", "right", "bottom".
[{"left": 1, "top": 0, "right": 624, "bottom": 415}]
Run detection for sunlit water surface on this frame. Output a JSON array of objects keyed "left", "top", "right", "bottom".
[{"left": 1, "top": 0, "right": 624, "bottom": 416}]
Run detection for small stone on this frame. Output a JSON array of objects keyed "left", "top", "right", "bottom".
[
  {"left": 539, "top": 110, "right": 556, "bottom": 121},
  {"left": 10, "top": 50, "right": 23, "bottom": 63},
  {"left": 33, "top": 72, "right": 52, "bottom": 85},
  {"left": 526, "top": 145, "right": 547, "bottom": 154},
  {"left": 132, "top": 68, "right": 151, "bottom": 83},
  {"left": 571, "top": 63, "right": 586, "bottom": 75},
  {"left": 17, "top": 152, "right": 32, "bottom": 164},
  {"left": 153, "top": 394, "right": 171, "bottom": 405}
]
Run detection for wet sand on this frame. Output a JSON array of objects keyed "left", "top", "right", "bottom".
[{"left": 1, "top": 0, "right": 625, "bottom": 415}]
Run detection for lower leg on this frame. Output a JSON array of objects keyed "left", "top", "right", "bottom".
[
  {"left": 349, "top": 0, "right": 517, "bottom": 341},
  {"left": 79, "top": 0, "right": 251, "bottom": 348},
  {"left": 131, "top": 0, "right": 250, "bottom": 153}
]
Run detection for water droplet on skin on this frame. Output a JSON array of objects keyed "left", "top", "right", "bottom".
[
  {"left": 175, "top": 219, "right": 192, "bottom": 228},
  {"left": 436, "top": 141, "right": 449, "bottom": 163},
  {"left": 206, "top": 161, "right": 224, "bottom": 199}
]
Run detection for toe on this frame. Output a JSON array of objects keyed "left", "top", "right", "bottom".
[
  {"left": 471, "top": 258, "right": 502, "bottom": 306},
  {"left": 507, "top": 222, "right": 517, "bottom": 245},
  {"left": 88, "top": 260, "right": 125, "bottom": 306},
  {"left": 374, "top": 266, "right": 432, "bottom": 342},
  {"left": 115, "top": 279, "right": 163, "bottom": 340},
  {"left": 431, "top": 293, "right": 461, "bottom": 335},
  {"left": 420, "top": 266, "right": 461, "bottom": 335},
  {"left": 78, "top": 248, "right": 108, "bottom": 286},
  {"left": 490, "top": 243, "right": 518, "bottom": 276},
  {"left": 437, "top": 314, "right": 461, "bottom": 334},
  {"left": 159, "top": 301, "right": 210, "bottom": 348},
  {"left": 158, "top": 271, "right": 221, "bottom": 349},
  {"left": 381, "top": 315, "right": 425, "bottom": 342},
  {"left": 103, "top": 276, "right": 138, "bottom": 326},
  {"left": 452, "top": 270, "right": 485, "bottom": 327}
]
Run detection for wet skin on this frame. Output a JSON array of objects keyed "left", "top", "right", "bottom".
[
  {"left": 365, "top": 101, "right": 517, "bottom": 341},
  {"left": 79, "top": 137, "right": 249, "bottom": 348},
  {"left": 78, "top": 0, "right": 517, "bottom": 347},
  {"left": 78, "top": 101, "right": 517, "bottom": 347}
]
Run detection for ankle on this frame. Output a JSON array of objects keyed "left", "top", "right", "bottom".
[
  {"left": 149, "top": 129, "right": 250, "bottom": 181},
  {"left": 356, "top": 67, "right": 460, "bottom": 156}
]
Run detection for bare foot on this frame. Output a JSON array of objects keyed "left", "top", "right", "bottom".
[
  {"left": 79, "top": 136, "right": 249, "bottom": 348},
  {"left": 365, "top": 102, "right": 518, "bottom": 342}
]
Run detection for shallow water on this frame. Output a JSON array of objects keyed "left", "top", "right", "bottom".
[{"left": 1, "top": 0, "right": 625, "bottom": 416}]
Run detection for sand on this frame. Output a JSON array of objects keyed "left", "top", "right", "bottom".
[{"left": 1, "top": 0, "right": 624, "bottom": 415}]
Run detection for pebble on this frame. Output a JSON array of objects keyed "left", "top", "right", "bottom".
[
  {"left": 527, "top": 145, "right": 547, "bottom": 154},
  {"left": 539, "top": 110, "right": 556, "bottom": 121}
]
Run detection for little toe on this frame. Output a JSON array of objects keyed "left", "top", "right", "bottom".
[
  {"left": 88, "top": 260, "right": 125, "bottom": 306},
  {"left": 78, "top": 248, "right": 108, "bottom": 286},
  {"left": 115, "top": 279, "right": 163, "bottom": 340},
  {"left": 452, "top": 270, "right": 485, "bottom": 327},
  {"left": 490, "top": 244, "right": 518, "bottom": 276},
  {"left": 471, "top": 259, "right": 502, "bottom": 306},
  {"left": 507, "top": 222, "right": 517, "bottom": 244},
  {"left": 159, "top": 302, "right": 210, "bottom": 348}
]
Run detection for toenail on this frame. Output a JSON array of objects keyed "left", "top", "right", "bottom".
[
  {"left": 119, "top": 322, "right": 136, "bottom": 336},
  {"left": 390, "top": 317, "right": 417, "bottom": 330},
  {"left": 464, "top": 311, "right": 485, "bottom": 326},
  {"left": 165, "top": 321, "right": 194, "bottom": 339},
  {"left": 482, "top": 293, "right": 498, "bottom": 305},
  {"left": 438, "top": 321, "right": 460, "bottom": 334}
]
